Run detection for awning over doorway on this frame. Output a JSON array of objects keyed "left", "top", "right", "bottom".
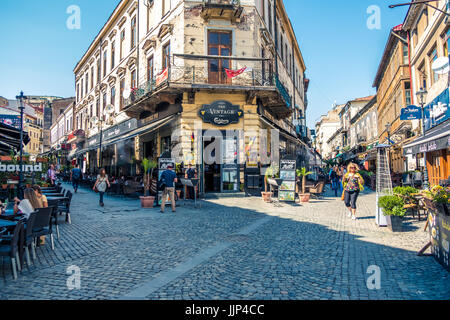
[
  {"left": 0, "top": 122, "right": 30, "bottom": 154},
  {"left": 403, "top": 121, "right": 450, "bottom": 155}
]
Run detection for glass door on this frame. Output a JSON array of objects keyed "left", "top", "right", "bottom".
[{"left": 221, "top": 136, "right": 239, "bottom": 192}]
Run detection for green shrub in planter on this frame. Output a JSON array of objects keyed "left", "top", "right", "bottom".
[
  {"left": 379, "top": 195, "right": 406, "bottom": 232},
  {"left": 378, "top": 195, "right": 406, "bottom": 217},
  {"left": 393, "top": 186, "right": 419, "bottom": 197}
]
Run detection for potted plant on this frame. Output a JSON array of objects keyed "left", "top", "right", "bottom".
[
  {"left": 378, "top": 195, "right": 406, "bottom": 232},
  {"left": 427, "top": 186, "right": 450, "bottom": 216},
  {"left": 297, "top": 167, "right": 313, "bottom": 203},
  {"left": 139, "top": 158, "right": 158, "bottom": 208},
  {"left": 262, "top": 165, "right": 277, "bottom": 203}
]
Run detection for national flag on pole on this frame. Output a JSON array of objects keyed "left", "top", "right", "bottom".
[{"left": 225, "top": 67, "right": 247, "bottom": 78}]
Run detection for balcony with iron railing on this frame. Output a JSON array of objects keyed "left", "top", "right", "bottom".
[{"left": 123, "top": 55, "right": 293, "bottom": 119}]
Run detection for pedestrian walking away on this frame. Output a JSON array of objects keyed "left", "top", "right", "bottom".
[
  {"left": 342, "top": 163, "right": 365, "bottom": 220},
  {"left": 329, "top": 166, "right": 340, "bottom": 197},
  {"left": 93, "top": 168, "right": 110, "bottom": 207},
  {"left": 71, "top": 164, "right": 82, "bottom": 193},
  {"left": 185, "top": 164, "right": 197, "bottom": 200},
  {"left": 160, "top": 165, "right": 178, "bottom": 213}
]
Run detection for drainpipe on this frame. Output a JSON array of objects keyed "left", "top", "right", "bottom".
[
  {"left": 274, "top": 0, "right": 278, "bottom": 76},
  {"left": 407, "top": 31, "right": 414, "bottom": 105}
]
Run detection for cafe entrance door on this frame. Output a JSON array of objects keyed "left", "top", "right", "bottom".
[{"left": 201, "top": 132, "right": 240, "bottom": 193}]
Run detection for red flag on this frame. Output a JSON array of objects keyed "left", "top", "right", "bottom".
[{"left": 225, "top": 67, "right": 247, "bottom": 78}]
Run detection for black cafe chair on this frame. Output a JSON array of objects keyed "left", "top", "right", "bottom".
[
  {"left": 23, "top": 211, "right": 37, "bottom": 267},
  {"left": 32, "top": 207, "right": 55, "bottom": 251},
  {"left": 0, "top": 220, "right": 24, "bottom": 280}
]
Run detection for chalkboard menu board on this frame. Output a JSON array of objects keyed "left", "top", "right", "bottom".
[
  {"left": 429, "top": 211, "right": 450, "bottom": 272},
  {"left": 279, "top": 159, "right": 296, "bottom": 202}
]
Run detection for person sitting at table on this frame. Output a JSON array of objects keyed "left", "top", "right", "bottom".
[
  {"left": 32, "top": 185, "right": 48, "bottom": 208},
  {"left": 13, "top": 188, "right": 43, "bottom": 219}
]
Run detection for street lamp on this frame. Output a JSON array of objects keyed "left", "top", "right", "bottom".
[
  {"left": 90, "top": 105, "right": 115, "bottom": 170},
  {"left": 385, "top": 122, "right": 392, "bottom": 146},
  {"left": 16, "top": 91, "right": 27, "bottom": 199},
  {"left": 416, "top": 87, "right": 430, "bottom": 190}
]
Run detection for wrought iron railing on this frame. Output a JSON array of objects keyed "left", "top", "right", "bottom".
[
  {"left": 124, "top": 57, "right": 293, "bottom": 110},
  {"left": 202, "top": 0, "right": 241, "bottom": 6}
]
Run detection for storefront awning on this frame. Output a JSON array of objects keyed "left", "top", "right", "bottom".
[
  {"left": 403, "top": 120, "right": 450, "bottom": 155},
  {"left": 101, "top": 115, "right": 176, "bottom": 148}
]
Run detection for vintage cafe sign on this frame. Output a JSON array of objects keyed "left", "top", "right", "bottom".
[
  {"left": 0, "top": 162, "right": 43, "bottom": 172},
  {"left": 199, "top": 100, "right": 244, "bottom": 126}
]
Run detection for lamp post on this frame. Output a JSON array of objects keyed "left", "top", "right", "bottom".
[
  {"left": 90, "top": 104, "right": 115, "bottom": 171},
  {"left": 16, "top": 91, "right": 27, "bottom": 199},
  {"left": 416, "top": 88, "right": 430, "bottom": 190}
]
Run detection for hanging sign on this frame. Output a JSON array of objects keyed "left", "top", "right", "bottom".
[
  {"left": 400, "top": 105, "right": 422, "bottom": 121},
  {"left": 279, "top": 159, "right": 296, "bottom": 202},
  {"left": 199, "top": 100, "right": 244, "bottom": 126}
]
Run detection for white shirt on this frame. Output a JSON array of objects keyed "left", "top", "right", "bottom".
[{"left": 18, "top": 199, "right": 34, "bottom": 219}]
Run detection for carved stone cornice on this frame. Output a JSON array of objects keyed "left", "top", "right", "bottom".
[{"left": 101, "top": 39, "right": 109, "bottom": 50}]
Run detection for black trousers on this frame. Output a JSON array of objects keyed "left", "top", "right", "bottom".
[{"left": 344, "top": 190, "right": 359, "bottom": 210}]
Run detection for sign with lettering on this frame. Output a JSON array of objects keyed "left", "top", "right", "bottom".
[
  {"left": 424, "top": 88, "right": 449, "bottom": 131},
  {"left": 0, "top": 115, "right": 21, "bottom": 129},
  {"left": 400, "top": 105, "right": 422, "bottom": 121},
  {"left": 279, "top": 158, "right": 296, "bottom": 202},
  {"left": 429, "top": 211, "right": 450, "bottom": 272},
  {"left": 199, "top": 100, "right": 244, "bottom": 126}
]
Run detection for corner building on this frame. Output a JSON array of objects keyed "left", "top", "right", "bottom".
[{"left": 73, "top": 0, "right": 309, "bottom": 194}]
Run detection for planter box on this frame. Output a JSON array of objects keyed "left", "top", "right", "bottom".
[
  {"left": 386, "top": 215, "right": 403, "bottom": 232},
  {"left": 428, "top": 210, "right": 450, "bottom": 272}
]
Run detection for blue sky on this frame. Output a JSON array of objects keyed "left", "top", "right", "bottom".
[{"left": 0, "top": 0, "right": 408, "bottom": 128}]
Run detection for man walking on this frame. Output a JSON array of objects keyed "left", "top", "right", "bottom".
[
  {"left": 160, "top": 165, "right": 178, "bottom": 213},
  {"left": 70, "top": 164, "right": 82, "bottom": 193}
]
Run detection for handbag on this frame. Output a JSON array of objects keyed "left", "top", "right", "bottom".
[{"left": 341, "top": 190, "right": 345, "bottom": 201}]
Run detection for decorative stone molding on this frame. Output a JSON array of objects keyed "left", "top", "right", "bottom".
[
  {"left": 87, "top": 95, "right": 94, "bottom": 103},
  {"left": 158, "top": 24, "right": 174, "bottom": 41},
  {"left": 127, "top": 56, "right": 137, "bottom": 71},
  {"left": 117, "top": 16, "right": 127, "bottom": 29},
  {"left": 142, "top": 37, "right": 157, "bottom": 53},
  {"left": 127, "top": 1, "right": 138, "bottom": 16},
  {"left": 107, "top": 75, "right": 117, "bottom": 85},
  {"left": 101, "top": 39, "right": 109, "bottom": 50},
  {"left": 108, "top": 29, "right": 117, "bottom": 40},
  {"left": 100, "top": 83, "right": 108, "bottom": 93},
  {"left": 117, "top": 67, "right": 127, "bottom": 79}
]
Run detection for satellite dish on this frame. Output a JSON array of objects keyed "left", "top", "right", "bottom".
[
  {"left": 105, "top": 104, "right": 115, "bottom": 115},
  {"left": 123, "top": 88, "right": 131, "bottom": 99},
  {"left": 432, "top": 56, "right": 450, "bottom": 75}
]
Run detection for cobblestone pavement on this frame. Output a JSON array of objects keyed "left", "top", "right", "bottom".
[{"left": 0, "top": 184, "right": 449, "bottom": 300}]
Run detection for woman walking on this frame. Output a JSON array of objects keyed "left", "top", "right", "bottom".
[
  {"left": 93, "top": 168, "right": 110, "bottom": 207},
  {"left": 342, "top": 163, "right": 364, "bottom": 220}
]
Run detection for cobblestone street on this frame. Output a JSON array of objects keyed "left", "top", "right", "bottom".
[{"left": 1, "top": 184, "right": 449, "bottom": 300}]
